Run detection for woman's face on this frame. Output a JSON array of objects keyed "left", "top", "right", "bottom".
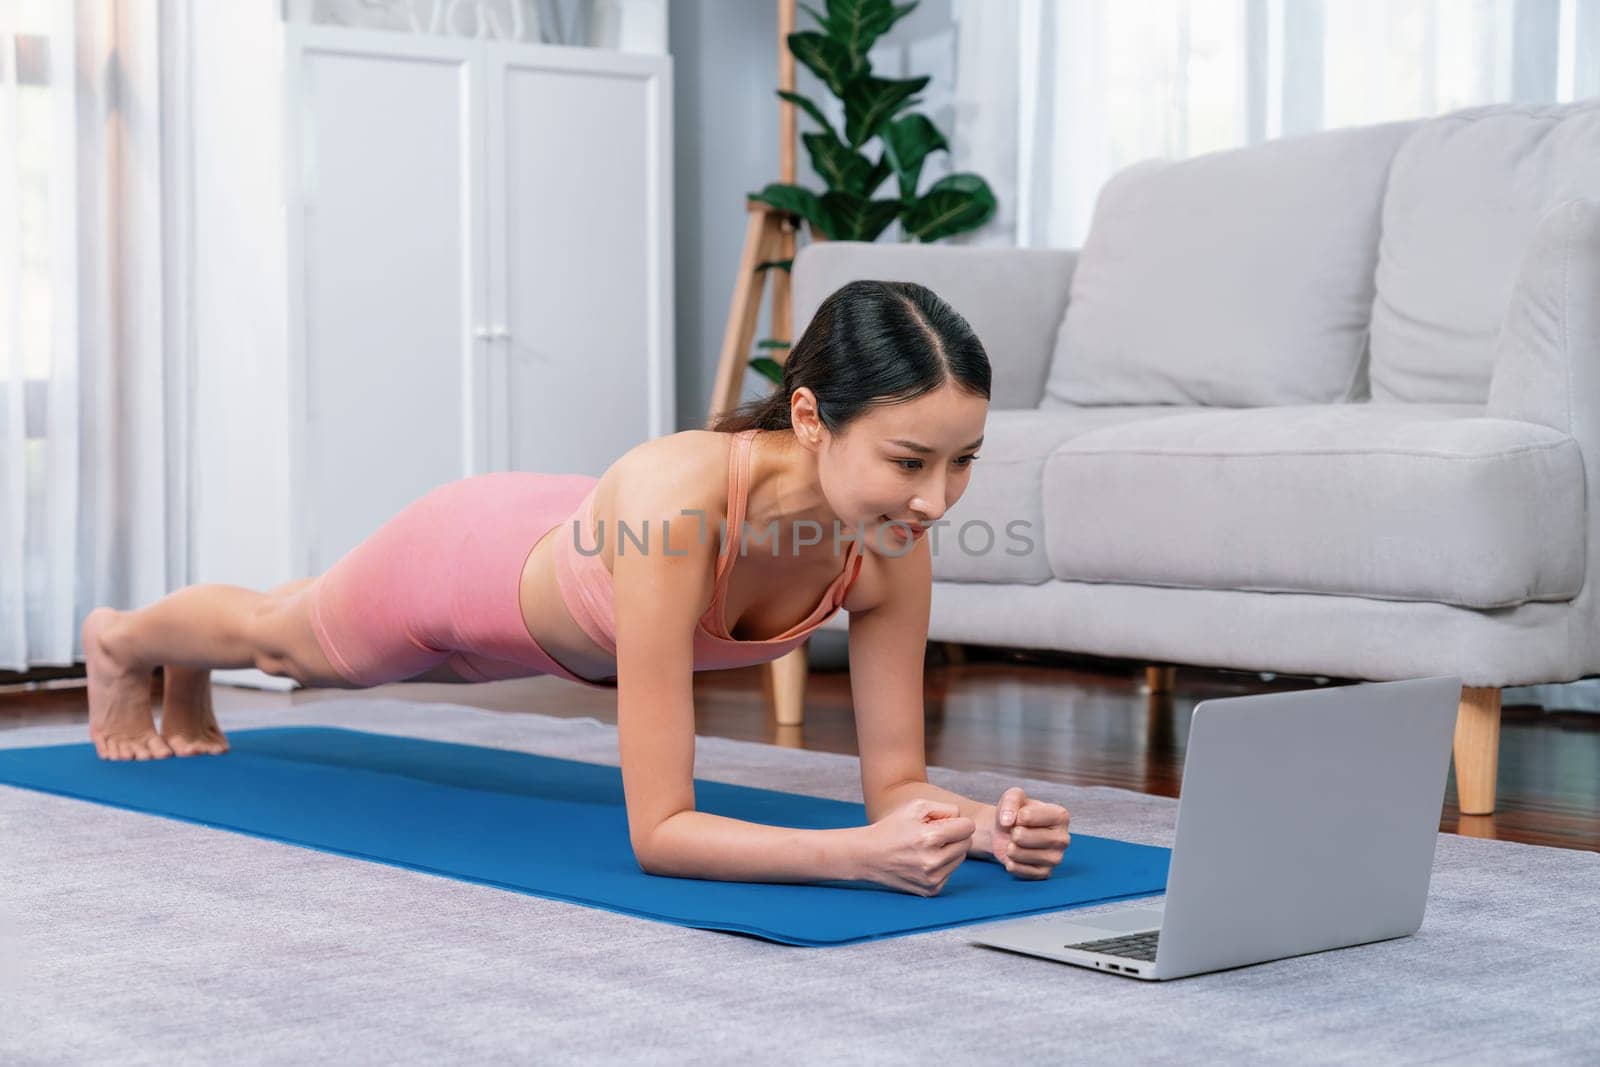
[{"left": 796, "top": 383, "right": 989, "bottom": 555}]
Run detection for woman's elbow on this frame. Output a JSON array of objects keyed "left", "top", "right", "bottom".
[
  {"left": 631, "top": 824, "right": 670, "bottom": 875},
  {"left": 630, "top": 808, "right": 692, "bottom": 875}
]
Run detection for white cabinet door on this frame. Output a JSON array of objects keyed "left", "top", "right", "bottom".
[
  {"left": 484, "top": 44, "right": 674, "bottom": 477},
  {"left": 286, "top": 28, "right": 489, "bottom": 573}
]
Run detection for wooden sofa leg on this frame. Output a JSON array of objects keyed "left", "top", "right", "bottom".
[
  {"left": 1453, "top": 686, "right": 1502, "bottom": 816},
  {"left": 1141, "top": 665, "right": 1176, "bottom": 694},
  {"left": 763, "top": 644, "right": 809, "bottom": 727}
]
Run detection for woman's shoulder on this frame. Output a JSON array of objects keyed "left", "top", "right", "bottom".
[
  {"left": 840, "top": 533, "right": 927, "bottom": 616},
  {"left": 594, "top": 430, "right": 734, "bottom": 527},
  {"left": 841, "top": 548, "right": 883, "bottom": 613},
  {"left": 603, "top": 429, "right": 731, "bottom": 492},
  {"left": 593, "top": 432, "right": 736, "bottom": 608},
  {"left": 612, "top": 428, "right": 733, "bottom": 467}
]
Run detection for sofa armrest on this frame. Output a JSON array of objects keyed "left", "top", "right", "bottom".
[
  {"left": 791, "top": 241, "right": 1079, "bottom": 410},
  {"left": 1487, "top": 198, "right": 1600, "bottom": 438},
  {"left": 1486, "top": 197, "right": 1600, "bottom": 678}
]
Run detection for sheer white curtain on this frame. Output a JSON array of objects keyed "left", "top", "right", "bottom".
[
  {"left": 951, "top": 0, "right": 1600, "bottom": 249},
  {"left": 0, "top": 0, "right": 192, "bottom": 672}
]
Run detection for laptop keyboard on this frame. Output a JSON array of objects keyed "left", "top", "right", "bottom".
[{"left": 1066, "top": 930, "right": 1160, "bottom": 962}]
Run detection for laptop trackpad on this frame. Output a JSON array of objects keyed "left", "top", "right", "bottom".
[{"left": 1075, "top": 904, "right": 1165, "bottom": 934}]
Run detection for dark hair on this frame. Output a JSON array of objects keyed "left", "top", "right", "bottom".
[{"left": 710, "top": 279, "right": 990, "bottom": 435}]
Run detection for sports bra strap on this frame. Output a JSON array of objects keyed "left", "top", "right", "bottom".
[{"left": 714, "top": 429, "right": 757, "bottom": 582}]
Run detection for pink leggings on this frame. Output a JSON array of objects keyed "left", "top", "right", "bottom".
[{"left": 307, "top": 472, "right": 604, "bottom": 688}]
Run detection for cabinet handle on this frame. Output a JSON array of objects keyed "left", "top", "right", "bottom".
[{"left": 473, "top": 326, "right": 511, "bottom": 341}]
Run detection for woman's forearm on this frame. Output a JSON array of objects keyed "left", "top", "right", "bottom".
[
  {"left": 868, "top": 780, "right": 1000, "bottom": 860},
  {"left": 638, "top": 809, "right": 867, "bottom": 883}
]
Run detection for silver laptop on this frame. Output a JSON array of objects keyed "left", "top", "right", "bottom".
[{"left": 968, "top": 675, "right": 1462, "bottom": 980}]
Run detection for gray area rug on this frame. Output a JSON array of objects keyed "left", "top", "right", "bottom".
[{"left": 1, "top": 699, "right": 1595, "bottom": 1065}]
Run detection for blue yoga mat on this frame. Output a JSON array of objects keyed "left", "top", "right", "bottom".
[{"left": 0, "top": 726, "right": 1169, "bottom": 946}]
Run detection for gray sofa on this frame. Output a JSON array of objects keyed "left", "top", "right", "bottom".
[{"left": 798, "top": 98, "right": 1600, "bottom": 816}]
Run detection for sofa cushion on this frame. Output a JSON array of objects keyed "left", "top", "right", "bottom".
[
  {"left": 933, "top": 405, "right": 1208, "bottom": 584},
  {"left": 1370, "top": 99, "right": 1600, "bottom": 404},
  {"left": 1044, "top": 119, "right": 1422, "bottom": 408},
  {"left": 1041, "top": 403, "right": 1585, "bottom": 609},
  {"left": 791, "top": 242, "right": 1078, "bottom": 410}
]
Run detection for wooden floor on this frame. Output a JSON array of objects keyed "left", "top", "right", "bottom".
[{"left": 3, "top": 646, "right": 1596, "bottom": 852}]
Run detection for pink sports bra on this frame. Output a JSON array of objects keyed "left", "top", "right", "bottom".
[{"left": 552, "top": 428, "right": 864, "bottom": 685}]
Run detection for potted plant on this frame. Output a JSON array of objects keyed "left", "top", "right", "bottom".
[{"left": 746, "top": 0, "right": 997, "bottom": 384}]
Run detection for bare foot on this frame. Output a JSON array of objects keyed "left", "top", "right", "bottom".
[
  {"left": 82, "top": 607, "right": 174, "bottom": 761},
  {"left": 158, "top": 664, "right": 229, "bottom": 756}
]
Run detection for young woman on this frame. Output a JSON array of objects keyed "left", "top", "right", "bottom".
[{"left": 82, "top": 280, "right": 1071, "bottom": 896}]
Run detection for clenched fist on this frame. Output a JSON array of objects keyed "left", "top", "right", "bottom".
[{"left": 988, "top": 786, "right": 1071, "bottom": 879}]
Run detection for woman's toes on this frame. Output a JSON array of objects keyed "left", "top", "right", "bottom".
[
  {"left": 164, "top": 730, "right": 228, "bottom": 757},
  {"left": 103, "top": 733, "right": 173, "bottom": 761}
]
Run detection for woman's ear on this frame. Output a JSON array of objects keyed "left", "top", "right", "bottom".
[{"left": 788, "top": 388, "right": 825, "bottom": 446}]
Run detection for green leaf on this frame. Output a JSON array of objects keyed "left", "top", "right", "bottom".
[
  {"left": 901, "top": 173, "right": 998, "bottom": 242},
  {"left": 776, "top": 90, "right": 838, "bottom": 139},
  {"left": 788, "top": 31, "right": 861, "bottom": 98},
  {"left": 802, "top": 130, "right": 875, "bottom": 195},
  {"left": 821, "top": 0, "right": 911, "bottom": 63},
  {"left": 749, "top": 183, "right": 828, "bottom": 235},
  {"left": 881, "top": 112, "right": 948, "bottom": 200},
  {"left": 756, "top": 338, "right": 792, "bottom": 349},
  {"left": 750, "top": 357, "right": 785, "bottom": 384},
  {"left": 842, "top": 75, "right": 930, "bottom": 148},
  {"left": 755, "top": 259, "right": 794, "bottom": 273},
  {"left": 820, "top": 190, "right": 903, "bottom": 242}
]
